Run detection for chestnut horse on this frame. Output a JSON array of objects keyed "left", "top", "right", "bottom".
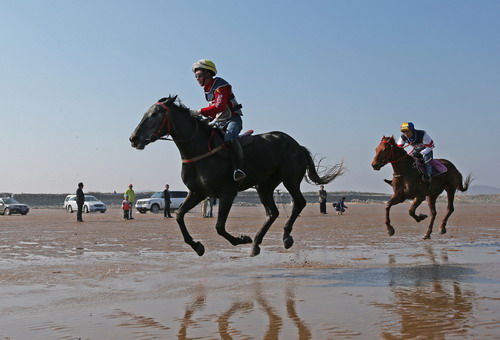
[{"left": 371, "top": 136, "right": 472, "bottom": 239}]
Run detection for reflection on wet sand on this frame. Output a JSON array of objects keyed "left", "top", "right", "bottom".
[
  {"left": 379, "top": 244, "right": 475, "bottom": 339},
  {"left": 177, "top": 280, "right": 311, "bottom": 340}
]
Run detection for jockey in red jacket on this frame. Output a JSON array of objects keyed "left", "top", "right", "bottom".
[{"left": 190, "top": 59, "right": 246, "bottom": 182}]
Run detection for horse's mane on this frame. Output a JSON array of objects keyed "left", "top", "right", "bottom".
[
  {"left": 158, "top": 95, "right": 191, "bottom": 112},
  {"left": 158, "top": 95, "right": 213, "bottom": 132},
  {"left": 382, "top": 135, "right": 397, "bottom": 145}
]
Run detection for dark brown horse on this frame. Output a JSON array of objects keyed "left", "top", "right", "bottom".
[
  {"left": 130, "top": 96, "right": 344, "bottom": 256},
  {"left": 371, "top": 136, "right": 472, "bottom": 239}
]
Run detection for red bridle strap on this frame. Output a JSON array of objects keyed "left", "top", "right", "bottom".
[
  {"left": 155, "top": 102, "right": 171, "bottom": 138},
  {"left": 380, "top": 139, "right": 408, "bottom": 164}
]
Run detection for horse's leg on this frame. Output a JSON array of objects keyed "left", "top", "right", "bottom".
[
  {"left": 409, "top": 195, "right": 428, "bottom": 223},
  {"left": 438, "top": 189, "right": 456, "bottom": 236},
  {"left": 423, "top": 194, "right": 439, "bottom": 240},
  {"left": 252, "top": 182, "right": 280, "bottom": 257},
  {"left": 215, "top": 192, "right": 253, "bottom": 246},
  {"left": 175, "top": 192, "right": 206, "bottom": 256},
  {"left": 282, "top": 179, "right": 307, "bottom": 250},
  {"left": 385, "top": 195, "right": 405, "bottom": 236}
]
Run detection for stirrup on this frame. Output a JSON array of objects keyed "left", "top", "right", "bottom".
[{"left": 233, "top": 169, "right": 246, "bottom": 181}]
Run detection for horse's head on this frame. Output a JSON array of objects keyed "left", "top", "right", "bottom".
[
  {"left": 371, "top": 136, "right": 401, "bottom": 170},
  {"left": 129, "top": 96, "right": 178, "bottom": 150}
]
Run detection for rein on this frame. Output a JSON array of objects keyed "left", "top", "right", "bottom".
[
  {"left": 154, "top": 101, "right": 224, "bottom": 164},
  {"left": 153, "top": 102, "right": 199, "bottom": 143},
  {"left": 380, "top": 140, "right": 408, "bottom": 165}
]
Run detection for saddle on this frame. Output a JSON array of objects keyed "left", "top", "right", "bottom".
[{"left": 415, "top": 159, "right": 448, "bottom": 177}]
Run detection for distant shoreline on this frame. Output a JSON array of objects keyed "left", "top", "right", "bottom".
[{"left": 1, "top": 191, "right": 499, "bottom": 209}]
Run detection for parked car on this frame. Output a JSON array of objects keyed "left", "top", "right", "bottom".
[
  {"left": 135, "top": 191, "right": 188, "bottom": 214},
  {"left": 64, "top": 195, "right": 107, "bottom": 213},
  {"left": 0, "top": 197, "right": 30, "bottom": 216}
]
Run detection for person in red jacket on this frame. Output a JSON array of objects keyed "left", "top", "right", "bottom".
[{"left": 190, "top": 59, "right": 246, "bottom": 181}]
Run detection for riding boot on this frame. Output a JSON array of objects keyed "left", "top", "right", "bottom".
[
  {"left": 423, "top": 161, "right": 433, "bottom": 182},
  {"left": 227, "top": 139, "right": 246, "bottom": 181}
]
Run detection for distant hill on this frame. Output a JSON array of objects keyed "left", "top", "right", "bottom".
[{"left": 467, "top": 185, "right": 500, "bottom": 195}]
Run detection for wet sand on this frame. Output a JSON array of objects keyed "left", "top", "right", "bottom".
[{"left": 0, "top": 203, "right": 499, "bottom": 339}]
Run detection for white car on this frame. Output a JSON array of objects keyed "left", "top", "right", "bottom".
[
  {"left": 135, "top": 191, "right": 187, "bottom": 214},
  {"left": 64, "top": 195, "right": 107, "bottom": 213}
]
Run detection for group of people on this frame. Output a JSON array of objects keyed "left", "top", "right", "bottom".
[
  {"left": 201, "top": 197, "right": 217, "bottom": 218},
  {"left": 74, "top": 183, "right": 173, "bottom": 222},
  {"left": 121, "top": 184, "right": 174, "bottom": 220},
  {"left": 318, "top": 185, "right": 348, "bottom": 215}
]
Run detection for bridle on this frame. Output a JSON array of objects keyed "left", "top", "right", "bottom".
[
  {"left": 153, "top": 101, "right": 172, "bottom": 140},
  {"left": 378, "top": 139, "right": 409, "bottom": 166},
  {"left": 150, "top": 101, "right": 199, "bottom": 143},
  {"left": 149, "top": 100, "right": 222, "bottom": 164}
]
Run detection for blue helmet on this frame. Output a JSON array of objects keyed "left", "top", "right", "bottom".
[{"left": 400, "top": 122, "right": 414, "bottom": 132}]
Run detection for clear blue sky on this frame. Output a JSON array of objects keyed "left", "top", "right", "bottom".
[{"left": 1, "top": 0, "right": 499, "bottom": 194}]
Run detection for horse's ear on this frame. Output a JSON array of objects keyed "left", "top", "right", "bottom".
[{"left": 165, "top": 95, "right": 178, "bottom": 106}]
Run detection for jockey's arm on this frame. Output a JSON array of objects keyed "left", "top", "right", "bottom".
[
  {"left": 420, "top": 133, "right": 434, "bottom": 155},
  {"left": 200, "top": 85, "right": 232, "bottom": 120},
  {"left": 396, "top": 136, "right": 405, "bottom": 148}
]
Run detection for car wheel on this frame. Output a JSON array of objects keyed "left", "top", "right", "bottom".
[
  {"left": 138, "top": 209, "right": 146, "bottom": 214},
  {"left": 67, "top": 206, "right": 73, "bottom": 213},
  {"left": 151, "top": 204, "right": 160, "bottom": 214},
  {"left": 100, "top": 211, "right": 105, "bottom": 213},
  {"left": 4, "top": 208, "right": 10, "bottom": 216},
  {"left": 21, "top": 212, "right": 28, "bottom": 216},
  {"left": 84, "top": 206, "right": 89, "bottom": 213}
]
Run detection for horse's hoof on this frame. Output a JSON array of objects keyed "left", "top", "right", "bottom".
[
  {"left": 418, "top": 214, "right": 428, "bottom": 222},
  {"left": 239, "top": 235, "right": 253, "bottom": 244},
  {"left": 194, "top": 242, "right": 205, "bottom": 256},
  {"left": 251, "top": 245, "right": 261, "bottom": 257},
  {"left": 440, "top": 228, "right": 447, "bottom": 235},
  {"left": 283, "top": 235, "right": 294, "bottom": 249},
  {"left": 423, "top": 234, "right": 431, "bottom": 240},
  {"left": 387, "top": 228, "right": 395, "bottom": 236}
]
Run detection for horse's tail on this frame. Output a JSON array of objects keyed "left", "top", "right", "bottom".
[
  {"left": 458, "top": 172, "right": 473, "bottom": 192},
  {"left": 303, "top": 147, "right": 344, "bottom": 185}
]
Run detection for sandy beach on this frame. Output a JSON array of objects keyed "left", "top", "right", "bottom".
[{"left": 0, "top": 203, "right": 499, "bottom": 339}]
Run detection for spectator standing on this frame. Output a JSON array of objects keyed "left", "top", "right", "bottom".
[
  {"left": 76, "top": 182, "right": 85, "bottom": 222},
  {"left": 201, "top": 198, "right": 209, "bottom": 217},
  {"left": 163, "top": 184, "right": 172, "bottom": 218},
  {"left": 208, "top": 197, "right": 217, "bottom": 218},
  {"left": 122, "top": 195, "right": 132, "bottom": 220},
  {"left": 124, "top": 184, "right": 135, "bottom": 219},
  {"left": 318, "top": 185, "right": 327, "bottom": 214}
]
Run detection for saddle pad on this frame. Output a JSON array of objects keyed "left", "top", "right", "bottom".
[{"left": 431, "top": 159, "right": 447, "bottom": 175}]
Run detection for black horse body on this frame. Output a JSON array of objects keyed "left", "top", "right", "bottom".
[{"left": 130, "top": 96, "right": 343, "bottom": 256}]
